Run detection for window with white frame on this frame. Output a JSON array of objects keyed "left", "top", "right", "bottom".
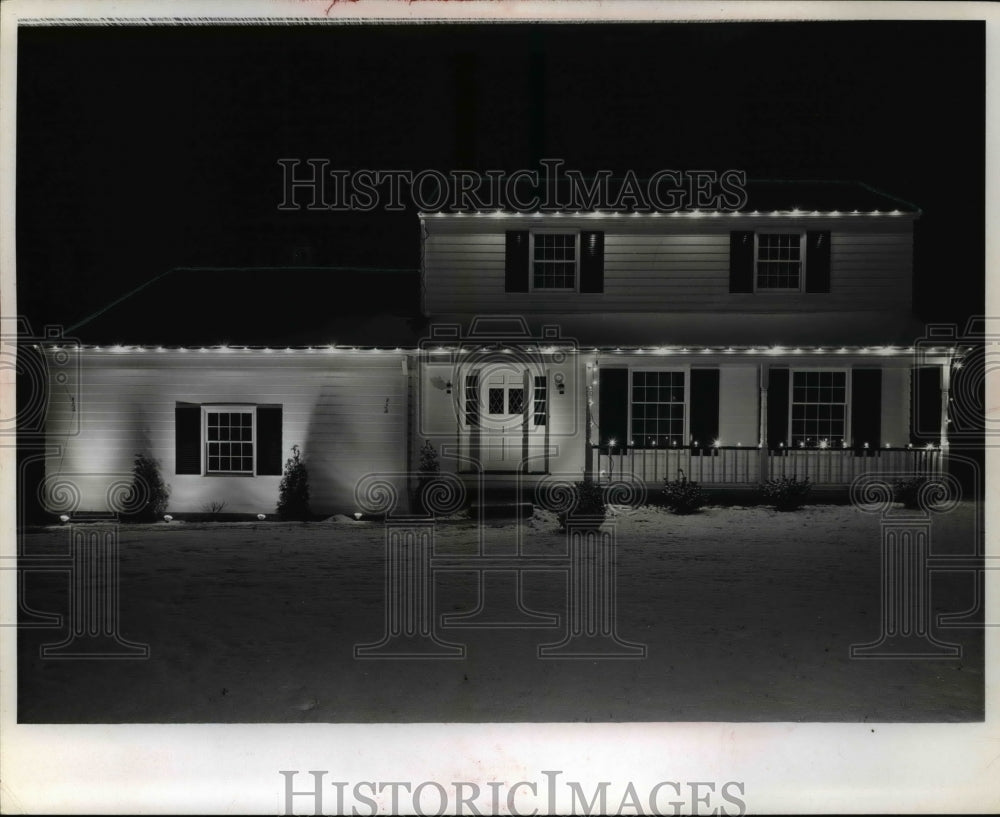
[
  {"left": 790, "top": 371, "right": 847, "bottom": 447},
  {"left": 756, "top": 233, "right": 803, "bottom": 290},
  {"left": 630, "top": 371, "right": 685, "bottom": 447},
  {"left": 532, "top": 233, "right": 577, "bottom": 290},
  {"left": 205, "top": 408, "right": 255, "bottom": 474}
]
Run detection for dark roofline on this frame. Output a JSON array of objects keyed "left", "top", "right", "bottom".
[{"left": 66, "top": 265, "right": 420, "bottom": 336}]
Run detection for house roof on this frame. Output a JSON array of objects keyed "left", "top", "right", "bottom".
[
  {"left": 63, "top": 259, "right": 932, "bottom": 351},
  {"left": 419, "top": 178, "right": 920, "bottom": 216},
  {"left": 427, "top": 312, "right": 934, "bottom": 349},
  {"left": 734, "top": 179, "right": 919, "bottom": 215},
  {"left": 65, "top": 267, "right": 426, "bottom": 347}
]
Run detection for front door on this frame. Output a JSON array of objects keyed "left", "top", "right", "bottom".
[{"left": 481, "top": 368, "right": 528, "bottom": 471}]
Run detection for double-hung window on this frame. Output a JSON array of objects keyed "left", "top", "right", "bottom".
[
  {"left": 532, "top": 232, "right": 578, "bottom": 290},
  {"left": 630, "top": 371, "right": 685, "bottom": 447},
  {"left": 205, "top": 407, "right": 255, "bottom": 474},
  {"left": 790, "top": 371, "right": 847, "bottom": 447},
  {"left": 755, "top": 233, "right": 804, "bottom": 291}
]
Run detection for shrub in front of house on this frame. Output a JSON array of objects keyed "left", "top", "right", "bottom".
[
  {"left": 277, "top": 444, "right": 311, "bottom": 520},
  {"left": 123, "top": 453, "right": 170, "bottom": 522},
  {"left": 662, "top": 473, "right": 707, "bottom": 515},
  {"left": 415, "top": 439, "right": 440, "bottom": 515},
  {"left": 760, "top": 476, "right": 811, "bottom": 511},
  {"left": 893, "top": 477, "right": 929, "bottom": 509},
  {"left": 557, "top": 478, "right": 607, "bottom": 530}
]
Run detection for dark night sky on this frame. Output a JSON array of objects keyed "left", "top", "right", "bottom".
[{"left": 15, "top": 21, "right": 984, "bottom": 332}]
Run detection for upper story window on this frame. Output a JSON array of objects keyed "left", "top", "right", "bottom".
[
  {"left": 505, "top": 229, "right": 605, "bottom": 294},
  {"left": 729, "top": 230, "right": 830, "bottom": 294},
  {"left": 756, "top": 233, "right": 804, "bottom": 291},
  {"left": 532, "top": 232, "right": 578, "bottom": 290}
]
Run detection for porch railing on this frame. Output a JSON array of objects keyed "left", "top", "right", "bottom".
[{"left": 591, "top": 446, "right": 943, "bottom": 486}]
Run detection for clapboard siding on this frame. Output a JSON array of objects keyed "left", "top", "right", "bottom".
[
  {"left": 44, "top": 352, "right": 409, "bottom": 515},
  {"left": 422, "top": 216, "right": 914, "bottom": 314}
]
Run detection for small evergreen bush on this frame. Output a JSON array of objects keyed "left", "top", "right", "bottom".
[
  {"left": 124, "top": 453, "right": 170, "bottom": 522},
  {"left": 663, "top": 472, "right": 707, "bottom": 515},
  {"left": 415, "top": 439, "right": 440, "bottom": 514},
  {"left": 760, "top": 476, "right": 811, "bottom": 511},
  {"left": 557, "top": 478, "right": 607, "bottom": 530},
  {"left": 277, "top": 445, "right": 311, "bottom": 520}
]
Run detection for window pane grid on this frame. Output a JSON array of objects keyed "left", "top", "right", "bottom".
[
  {"left": 465, "top": 374, "right": 480, "bottom": 427},
  {"left": 533, "top": 233, "right": 576, "bottom": 289},
  {"left": 533, "top": 376, "right": 547, "bottom": 426},
  {"left": 206, "top": 410, "right": 254, "bottom": 473},
  {"left": 508, "top": 388, "right": 525, "bottom": 414},
  {"left": 630, "top": 371, "right": 685, "bottom": 446},
  {"left": 756, "top": 233, "right": 802, "bottom": 290},
  {"left": 791, "top": 371, "right": 847, "bottom": 446},
  {"left": 488, "top": 388, "right": 505, "bottom": 415}
]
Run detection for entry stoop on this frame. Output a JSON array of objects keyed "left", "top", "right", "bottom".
[
  {"left": 463, "top": 476, "right": 536, "bottom": 519},
  {"left": 468, "top": 501, "right": 534, "bottom": 519}
]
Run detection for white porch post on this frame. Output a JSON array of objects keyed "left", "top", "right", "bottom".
[
  {"left": 939, "top": 360, "right": 951, "bottom": 452},
  {"left": 758, "top": 363, "right": 769, "bottom": 480},
  {"left": 584, "top": 357, "right": 596, "bottom": 480}
]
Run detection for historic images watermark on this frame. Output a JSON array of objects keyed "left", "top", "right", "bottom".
[
  {"left": 847, "top": 318, "right": 992, "bottom": 658},
  {"left": 277, "top": 160, "right": 748, "bottom": 213},
  {"left": 279, "top": 770, "right": 748, "bottom": 816},
  {"left": 4, "top": 316, "right": 149, "bottom": 658},
  {"left": 353, "top": 317, "right": 646, "bottom": 660}
]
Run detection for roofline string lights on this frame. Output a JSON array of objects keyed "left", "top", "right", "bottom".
[
  {"left": 421, "top": 208, "right": 912, "bottom": 218},
  {"left": 43, "top": 344, "right": 963, "bottom": 357}
]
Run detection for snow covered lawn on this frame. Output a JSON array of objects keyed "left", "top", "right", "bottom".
[{"left": 17, "top": 503, "right": 983, "bottom": 722}]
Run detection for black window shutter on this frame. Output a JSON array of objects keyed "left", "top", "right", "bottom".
[
  {"left": 175, "top": 403, "right": 201, "bottom": 475},
  {"left": 910, "top": 366, "right": 942, "bottom": 445},
  {"left": 851, "top": 368, "right": 882, "bottom": 451},
  {"left": 766, "top": 368, "right": 789, "bottom": 450},
  {"left": 689, "top": 369, "right": 720, "bottom": 448},
  {"left": 256, "top": 406, "right": 283, "bottom": 475},
  {"left": 598, "top": 368, "right": 629, "bottom": 452},
  {"left": 579, "top": 230, "right": 604, "bottom": 293},
  {"left": 729, "top": 230, "right": 754, "bottom": 293},
  {"left": 805, "top": 231, "right": 831, "bottom": 293},
  {"left": 505, "top": 230, "right": 529, "bottom": 292}
]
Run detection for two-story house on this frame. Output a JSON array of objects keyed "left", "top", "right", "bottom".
[{"left": 38, "top": 181, "right": 956, "bottom": 517}]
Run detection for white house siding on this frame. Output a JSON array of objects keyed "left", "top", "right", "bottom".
[
  {"left": 421, "top": 214, "right": 914, "bottom": 315},
  {"left": 719, "top": 366, "right": 760, "bottom": 446},
  {"left": 44, "top": 350, "right": 408, "bottom": 516}
]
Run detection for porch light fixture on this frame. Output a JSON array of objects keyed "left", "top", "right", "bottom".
[
  {"left": 863, "top": 442, "right": 869, "bottom": 449},
  {"left": 59, "top": 514, "right": 70, "bottom": 524},
  {"left": 354, "top": 512, "right": 363, "bottom": 520}
]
